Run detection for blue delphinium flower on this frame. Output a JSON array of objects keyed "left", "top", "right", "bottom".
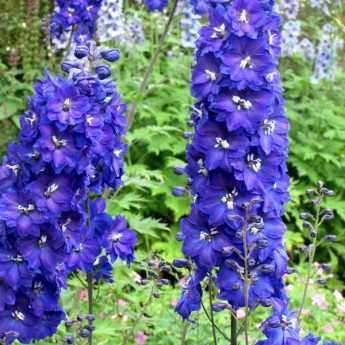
[
  {"left": 174, "top": 0, "right": 331, "bottom": 343},
  {"left": 144, "top": 0, "right": 169, "bottom": 12},
  {"left": 0, "top": 42, "right": 136, "bottom": 344},
  {"left": 311, "top": 24, "right": 341, "bottom": 83},
  {"left": 50, "top": 0, "right": 104, "bottom": 43},
  {"left": 175, "top": 0, "right": 291, "bottom": 320}
]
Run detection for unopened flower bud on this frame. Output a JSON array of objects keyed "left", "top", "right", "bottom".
[
  {"left": 324, "top": 234, "right": 336, "bottom": 242},
  {"left": 299, "top": 212, "right": 312, "bottom": 220},
  {"left": 172, "top": 186, "right": 186, "bottom": 197},
  {"left": 212, "top": 303, "right": 228, "bottom": 312},
  {"left": 74, "top": 45, "right": 89, "bottom": 59},
  {"left": 183, "top": 131, "right": 193, "bottom": 139},
  {"left": 100, "top": 48, "right": 120, "bottom": 62},
  {"left": 173, "top": 258, "right": 190, "bottom": 268},
  {"left": 95, "top": 65, "right": 112, "bottom": 80},
  {"left": 174, "top": 166, "right": 185, "bottom": 175}
]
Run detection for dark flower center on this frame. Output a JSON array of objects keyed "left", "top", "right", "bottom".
[
  {"left": 44, "top": 183, "right": 59, "bottom": 198},
  {"left": 247, "top": 154, "right": 262, "bottom": 172},
  {"left": 12, "top": 310, "right": 25, "bottom": 321},
  {"left": 52, "top": 135, "right": 67, "bottom": 148},
  {"left": 17, "top": 203, "right": 35, "bottom": 215},
  {"left": 11, "top": 255, "right": 24, "bottom": 264},
  {"left": 39, "top": 235, "right": 48, "bottom": 247},
  {"left": 211, "top": 23, "right": 226, "bottom": 39},
  {"left": 62, "top": 98, "right": 71, "bottom": 112}
]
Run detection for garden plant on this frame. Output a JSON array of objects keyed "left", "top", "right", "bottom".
[{"left": 0, "top": 0, "right": 344, "bottom": 344}]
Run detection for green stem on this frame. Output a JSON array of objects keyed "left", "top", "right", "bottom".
[
  {"left": 201, "top": 301, "right": 231, "bottom": 342},
  {"left": 297, "top": 204, "right": 321, "bottom": 321},
  {"left": 127, "top": 0, "right": 179, "bottom": 129},
  {"left": 231, "top": 313, "right": 237, "bottom": 345},
  {"left": 87, "top": 272, "right": 94, "bottom": 345},
  {"left": 242, "top": 207, "right": 250, "bottom": 345},
  {"left": 181, "top": 322, "right": 189, "bottom": 345},
  {"left": 208, "top": 278, "right": 218, "bottom": 345}
]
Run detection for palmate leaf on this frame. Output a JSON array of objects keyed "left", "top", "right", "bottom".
[
  {"left": 124, "top": 164, "right": 164, "bottom": 191},
  {"left": 107, "top": 192, "right": 147, "bottom": 214},
  {"left": 127, "top": 125, "right": 184, "bottom": 155},
  {"left": 125, "top": 213, "right": 169, "bottom": 238}
]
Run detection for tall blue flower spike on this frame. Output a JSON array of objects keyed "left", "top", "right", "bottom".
[
  {"left": 0, "top": 13, "right": 136, "bottom": 345},
  {"left": 174, "top": 1, "right": 324, "bottom": 344}
]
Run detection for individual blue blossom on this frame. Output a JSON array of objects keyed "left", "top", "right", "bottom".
[
  {"left": 256, "top": 299, "right": 321, "bottom": 345},
  {"left": 311, "top": 24, "right": 340, "bottom": 83},
  {"left": 102, "top": 216, "right": 137, "bottom": 264},
  {"left": 144, "top": 0, "right": 169, "bottom": 12}
]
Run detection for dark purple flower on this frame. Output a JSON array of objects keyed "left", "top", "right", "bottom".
[
  {"left": 26, "top": 174, "right": 74, "bottom": 216},
  {"left": 0, "top": 191, "right": 46, "bottom": 237},
  {"left": 18, "top": 225, "right": 66, "bottom": 273},
  {"left": 35, "top": 125, "right": 80, "bottom": 172},
  {"left": 228, "top": 0, "right": 267, "bottom": 39},
  {"left": 193, "top": 121, "right": 249, "bottom": 171},
  {"left": 181, "top": 207, "right": 231, "bottom": 269},
  {"left": 210, "top": 88, "right": 274, "bottom": 133},
  {"left": 102, "top": 216, "right": 136, "bottom": 264},
  {"left": 175, "top": 270, "right": 206, "bottom": 320},
  {"left": 46, "top": 78, "right": 90, "bottom": 126},
  {"left": 192, "top": 54, "right": 221, "bottom": 100},
  {"left": 221, "top": 35, "right": 275, "bottom": 89}
]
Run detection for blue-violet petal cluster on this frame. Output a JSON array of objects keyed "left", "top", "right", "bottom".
[
  {"left": 174, "top": 1, "right": 321, "bottom": 344},
  {"left": 0, "top": 43, "right": 136, "bottom": 344}
]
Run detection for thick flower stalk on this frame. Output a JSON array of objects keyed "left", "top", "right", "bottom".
[
  {"left": 50, "top": 0, "right": 104, "bottom": 43},
  {"left": 0, "top": 43, "right": 136, "bottom": 344}
]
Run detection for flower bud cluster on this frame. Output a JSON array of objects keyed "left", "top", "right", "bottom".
[
  {"left": 0, "top": 43, "right": 136, "bottom": 343},
  {"left": 50, "top": 0, "right": 104, "bottom": 43}
]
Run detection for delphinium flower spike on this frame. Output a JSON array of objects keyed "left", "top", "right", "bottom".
[
  {"left": 0, "top": 22, "right": 136, "bottom": 345},
  {"left": 173, "top": 0, "right": 326, "bottom": 344}
]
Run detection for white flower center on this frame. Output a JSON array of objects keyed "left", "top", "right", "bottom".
[
  {"left": 52, "top": 135, "right": 67, "bottom": 148},
  {"left": 17, "top": 204, "right": 35, "bottom": 214},
  {"left": 205, "top": 69, "right": 217, "bottom": 81},
  {"left": 240, "top": 56, "right": 253, "bottom": 69},
  {"left": 211, "top": 23, "right": 226, "bottom": 39},
  {"left": 111, "top": 233, "right": 123, "bottom": 242},
  {"left": 262, "top": 119, "right": 276, "bottom": 135},
  {"left": 44, "top": 183, "right": 59, "bottom": 198},
  {"left": 39, "top": 235, "right": 48, "bottom": 246},
  {"left": 232, "top": 96, "right": 252, "bottom": 110},
  {"left": 221, "top": 189, "right": 238, "bottom": 209},
  {"left": 12, "top": 310, "right": 25, "bottom": 321},
  {"left": 6, "top": 164, "right": 20, "bottom": 176},
  {"left": 239, "top": 9, "right": 249, "bottom": 23},
  {"left": 247, "top": 154, "right": 262, "bottom": 172},
  {"left": 197, "top": 159, "right": 208, "bottom": 176},
  {"left": 63, "top": 98, "right": 71, "bottom": 112},
  {"left": 215, "top": 137, "right": 230, "bottom": 149}
]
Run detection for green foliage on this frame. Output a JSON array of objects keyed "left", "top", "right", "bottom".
[{"left": 1, "top": 2, "right": 345, "bottom": 344}]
